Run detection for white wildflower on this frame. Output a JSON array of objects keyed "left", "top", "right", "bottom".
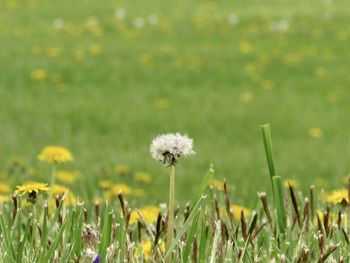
[
  {"left": 115, "top": 8, "right": 127, "bottom": 19},
  {"left": 53, "top": 18, "right": 64, "bottom": 29},
  {"left": 228, "top": 14, "right": 239, "bottom": 25},
  {"left": 133, "top": 17, "right": 145, "bottom": 29},
  {"left": 148, "top": 14, "right": 159, "bottom": 25},
  {"left": 150, "top": 133, "right": 195, "bottom": 166}
]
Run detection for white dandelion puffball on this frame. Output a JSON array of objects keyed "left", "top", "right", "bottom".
[{"left": 150, "top": 133, "right": 195, "bottom": 166}]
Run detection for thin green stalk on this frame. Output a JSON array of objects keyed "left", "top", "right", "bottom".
[
  {"left": 260, "top": 124, "right": 286, "bottom": 233},
  {"left": 272, "top": 176, "right": 287, "bottom": 233},
  {"left": 166, "top": 165, "right": 175, "bottom": 262},
  {"left": 50, "top": 165, "right": 57, "bottom": 187}
]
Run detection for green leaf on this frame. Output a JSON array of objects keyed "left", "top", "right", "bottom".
[
  {"left": 183, "top": 210, "right": 200, "bottom": 263},
  {"left": 164, "top": 194, "right": 206, "bottom": 260},
  {"left": 99, "top": 203, "right": 113, "bottom": 263},
  {"left": 272, "top": 176, "right": 287, "bottom": 233}
]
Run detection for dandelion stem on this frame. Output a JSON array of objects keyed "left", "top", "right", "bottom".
[
  {"left": 50, "top": 165, "right": 57, "bottom": 187},
  {"left": 166, "top": 165, "right": 175, "bottom": 262},
  {"left": 48, "top": 165, "right": 57, "bottom": 203}
]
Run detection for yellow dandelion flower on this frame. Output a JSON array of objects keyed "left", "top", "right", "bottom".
[
  {"left": 0, "top": 195, "right": 10, "bottom": 203},
  {"left": 316, "top": 210, "right": 347, "bottom": 227},
  {"left": 323, "top": 189, "right": 348, "bottom": 205},
  {"left": 15, "top": 182, "right": 49, "bottom": 203},
  {"left": 38, "top": 146, "right": 73, "bottom": 164},
  {"left": 0, "top": 182, "right": 12, "bottom": 194},
  {"left": 89, "top": 44, "right": 102, "bottom": 55},
  {"left": 15, "top": 182, "right": 49, "bottom": 195},
  {"left": 153, "top": 99, "right": 169, "bottom": 109},
  {"left": 239, "top": 41, "right": 253, "bottom": 54},
  {"left": 139, "top": 53, "right": 153, "bottom": 64},
  {"left": 240, "top": 91, "right": 253, "bottom": 103},
  {"left": 107, "top": 184, "right": 132, "bottom": 199},
  {"left": 98, "top": 180, "right": 112, "bottom": 190},
  {"left": 57, "top": 170, "right": 75, "bottom": 184},
  {"left": 314, "top": 67, "right": 328, "bottom": 79},
  {"left": 134, "top": 172, "right": 152, "bottom": 183},
  {"left": 283, "top": 54, "right": 300, "bottom": 66},
  {"left": 130, "top": 206, "right": 160, "bottom": 225},
  {"left": 47, "top": 47, "right": 60, "bottom": 58},
  {"left": 308, "top": 128, "right": 323, "bottom": 139},
  {"left": 31, "top": 69, "right": 47, "bottom": 81},
  {"left": 50, "top": 184, "right": 77, "bottom": 206},
  {"left": 115, "top": 165, "right": 129, "bottom": 175},
  {"left": 283, "top": 179, "right": 299, "bottom": 188},
  {"left": 136, "top": 239, "right": 165, "bottom": 261},
  {"left": 208, "top": 179, "right": 224, "bottom": 191},
  {"left": 230, "top": 204, "right": 251, "bottom": 219}
]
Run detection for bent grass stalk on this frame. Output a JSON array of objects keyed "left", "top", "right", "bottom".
[{"left": 261, "top": 124, "right": 287, "bottom": 233}]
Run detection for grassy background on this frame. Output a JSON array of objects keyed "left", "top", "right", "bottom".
[{"left": 1, "top": 0, "right": 350, "bottom": 206}]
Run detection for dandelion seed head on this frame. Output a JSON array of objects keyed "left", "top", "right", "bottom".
[{"left": 150, "top": 133, "right": 195, "bottom": 166}]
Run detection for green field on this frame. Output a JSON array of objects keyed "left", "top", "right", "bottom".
[{"left": 1, "top": 0, "right": 350, "bottom": 205}]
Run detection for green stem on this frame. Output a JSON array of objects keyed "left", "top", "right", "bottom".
[
  {"left": 48, "top": 165, "right": 57, "bottom": 204},
  {"left": 50, "top": 165, "right": 57, "bottom": 187},
  {"left": 166, "top": 165, "right": 175, "bottom": 262}
]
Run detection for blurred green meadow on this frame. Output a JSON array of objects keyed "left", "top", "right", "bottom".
[{"left": 1, "top": 0, "right": 350, "bottom": 205}]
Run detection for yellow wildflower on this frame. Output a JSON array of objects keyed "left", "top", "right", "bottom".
[
  {"left": 283, "top": 179, "right": 299, "bottom": 188},
  {"left": 0, "top": 182, "right": 12, "bottom": 194},
  {"left": 47, "top": 47, "right": 60, "bottom": 58},
  {"left": 316, "top": 210, "right": 347, "bottom": 227},
  {"left": 51, "top": 184, "right": 77, "bottom": 206},
  {"left": 239, "top": 41, "right": 253, "bottom": 54},
  {"left": 15, "top": 182, "right": 49, "bottom": 203},
  {"left": 130, "top": 206, "right": 160, "bottom": 225},
  {"left": 38, "top": 146, "right": 73, "bottom": 164},
  {"left": 208, "top": 180, "right": 224, "bottom": 191},
  {"left": 89, "top": 44, "right": 102, "bottom": 55},
  {"left": 99, "top": 180, "right": 112, "bottom": 190},
  {"left": 0, "top": 195, "right": 10, "bottom": 203},
  {"left": 230, "top": 204, "right": 251, "bottom": 219},
  {"left": 57, "top": 170, "right": 75, "bottom": 184},
  {"left": 137, "top": 239, "right": 165, "bottom": 261},
  {"left": 31, "top": 69, "right": 47, "bottom": 81},
  {"left": 314, "top": 67, "right": 328, "bottom": 79},
  {"left": 139, "top": 53, "right": 153, "bottom": 64},
  {"left": 107, "top": 184, "right": 132, "bottom": 199},
  {"left": 308, "top": 128, "right": 323, "bottom": 139},
  {"left": 323, "top": 189, "right": 348, "bottom": 205},
  {"left": 15, "top": 182, "right": 49, "bottom": 195},
  {"left": 134, "top": 172, "right": 152, "bottom": 183},
  {"left": 240, "top": 92, "right": 253, "bottom": 103},
  {"left": 115, "top": 165, "right": 129, "bottom": 175},
  {"left": 153, "top": 99, "right": 169, "bottom": 109}
]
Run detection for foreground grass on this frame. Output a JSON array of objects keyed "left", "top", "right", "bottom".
[{"left": 1, "top": 169, "right": 349, "bottom": 262}]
